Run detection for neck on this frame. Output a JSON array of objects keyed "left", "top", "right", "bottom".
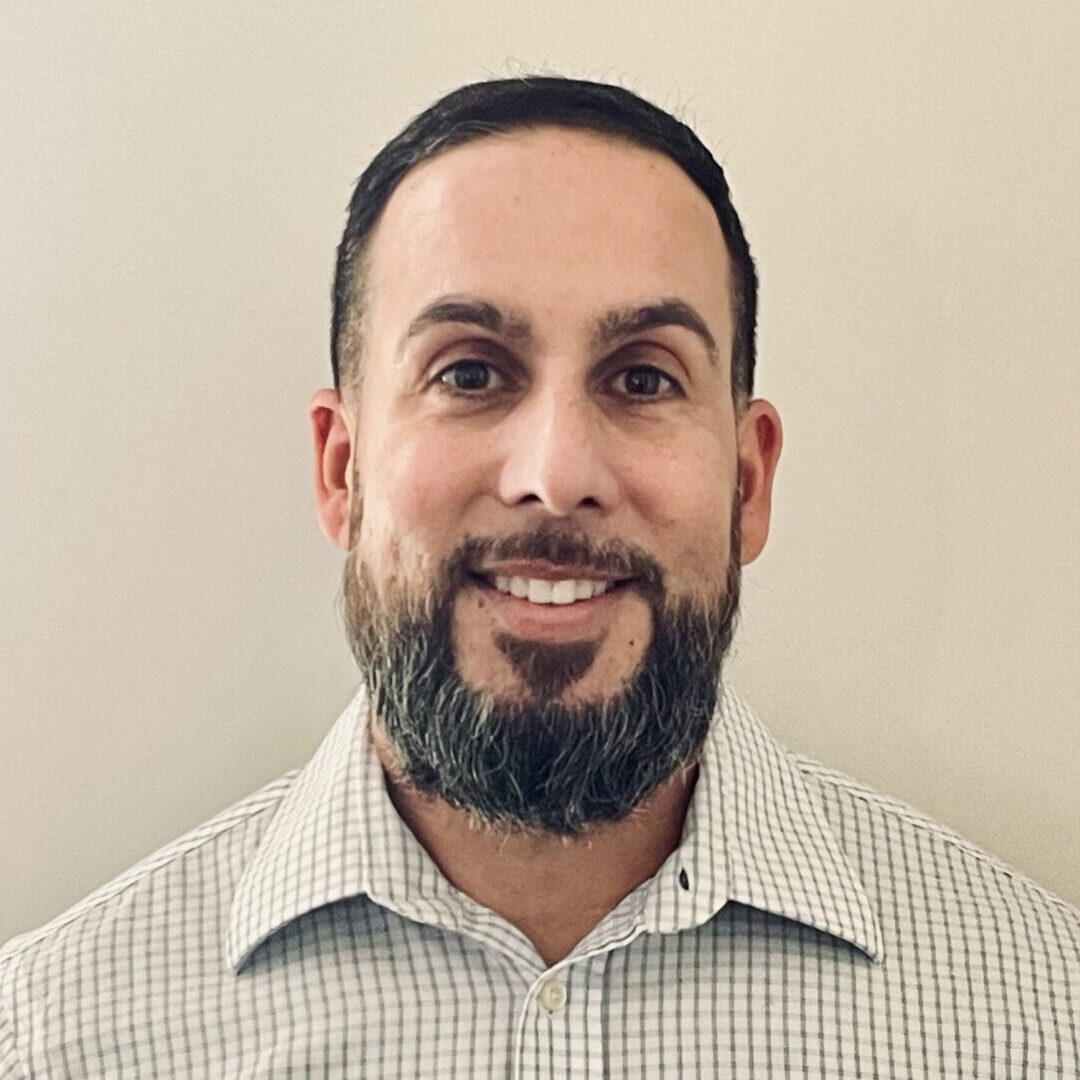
[{"left": 371, "top": 722, "right": 699, "bottom": 967}]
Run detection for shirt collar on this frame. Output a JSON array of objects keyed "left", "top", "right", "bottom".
[
  {"left": 227, "top": 682, "right": 883, "bottom": 972},
  {"left": 668, "top": 682, "right": 883, "bottom": 962},
  {"left": 226, "top": 686, "right": 374, "bottom": 972}
]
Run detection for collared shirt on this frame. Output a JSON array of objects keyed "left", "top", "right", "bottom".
[{"left": 1, "top": 682, "right": 1077, "bottom": 1078}]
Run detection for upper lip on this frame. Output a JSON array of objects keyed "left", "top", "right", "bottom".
[{"left": 474, "top": 560, "right": 630, "bottom": 582}]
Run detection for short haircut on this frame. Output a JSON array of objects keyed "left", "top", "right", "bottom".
[{"left": 331, "top": 76, "right": 758, "bottom": 412}]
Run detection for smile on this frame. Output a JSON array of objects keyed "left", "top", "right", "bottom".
[
  {"left": 467, "top": 565, "right": 637, "bottom": 640},
  {"left": 492, "top": 575, "right": 613, "bottom": 605}
]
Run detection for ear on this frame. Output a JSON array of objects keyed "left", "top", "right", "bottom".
[
  {"left": 735, "top": 399, "right": 783, "bottom": 565},
  {"left": 308, "top": 388, "right": 356, "bottom": 551}
]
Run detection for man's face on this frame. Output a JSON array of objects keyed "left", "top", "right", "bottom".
[{"left": 332, "top": 127, "right": 764, "bottom": 834}]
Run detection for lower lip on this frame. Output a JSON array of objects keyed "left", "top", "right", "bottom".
[{"left": 471, "top": 580, "right": 626, "bottom": 640}]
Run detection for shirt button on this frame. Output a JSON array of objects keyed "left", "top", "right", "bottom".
[{"left": 538, "top": 977, "right": 567, "bottom": 1014}]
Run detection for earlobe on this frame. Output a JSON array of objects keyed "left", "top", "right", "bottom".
[{"left": 308, "top": 388, "right": 356, "bottom": 551}]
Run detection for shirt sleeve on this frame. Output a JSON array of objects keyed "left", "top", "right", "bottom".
[{"left": 0, "top": 1001, "right": 25, "bottom": 1080}]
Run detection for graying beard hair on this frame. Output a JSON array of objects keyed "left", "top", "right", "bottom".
[{"left": 341, "top": 520, "right": 741, "bottom": 837}]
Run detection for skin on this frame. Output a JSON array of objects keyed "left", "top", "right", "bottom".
[{"left": 309, "top": 127, "right": 783, "bottom": 966}]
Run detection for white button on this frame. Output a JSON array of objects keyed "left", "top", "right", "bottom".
[{"left": 537, "top": 978, "right": 567, "bottom": 1014}]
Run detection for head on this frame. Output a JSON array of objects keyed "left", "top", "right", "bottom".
[{"left": 309, "top": 77, "right": 782, "bottom": 836}]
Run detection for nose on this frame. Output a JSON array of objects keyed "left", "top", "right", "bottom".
[{"left": 497, "top": 384, "right": 620, "bottom": 516}]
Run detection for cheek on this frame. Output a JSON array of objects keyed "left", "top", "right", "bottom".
[
  {"left": 360, "top": 428, "right": 487, "bottom": 573},
  {"left": 664, "top": 500, "right": 734, "bottom": 590},
  {"left": 623, "top": 441, "right": 734, "bottom": 581}
]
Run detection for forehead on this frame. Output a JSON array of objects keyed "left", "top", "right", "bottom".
[{"left": 362, "top": 126, "right": 732, "bottom": 348}]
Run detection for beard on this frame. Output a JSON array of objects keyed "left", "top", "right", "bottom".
[{"left": 341, "top": 510, "right": 742, "bottom": 838}]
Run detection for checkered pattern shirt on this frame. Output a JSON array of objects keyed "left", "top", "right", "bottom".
[{"left": 2, "top": 682, "right": 1077, "bottom": 1078}]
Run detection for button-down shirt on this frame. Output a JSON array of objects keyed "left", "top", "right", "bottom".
[{"left": 2, "top": 683, "right": 1077, "bottom": 1077}]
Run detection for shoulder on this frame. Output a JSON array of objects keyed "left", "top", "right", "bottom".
[
  {"left": 796, "top": 752, "right": 1080, "bottom": 974},
  {"left": 0, "top": 771, "right": 298, "bottom": 983}
]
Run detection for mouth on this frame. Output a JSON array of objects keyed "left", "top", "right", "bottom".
[{"left": 468, "top": 563, "right": 634, "bottom": 607}]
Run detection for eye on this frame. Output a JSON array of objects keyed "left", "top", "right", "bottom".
[
  {"left": 611, "top": 365, "right": 681, "bottom": 398},
  {"left": 436, "top": 359, "right": 504, "bottom": 393}
]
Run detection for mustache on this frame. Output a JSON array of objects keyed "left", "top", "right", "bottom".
[{"left": 445, "top": 523, "right": 666, "bottom": 599}]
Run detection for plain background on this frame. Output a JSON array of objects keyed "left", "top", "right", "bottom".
[{"left": 2, "top": 1, "right": 1078, "bottom": 943}]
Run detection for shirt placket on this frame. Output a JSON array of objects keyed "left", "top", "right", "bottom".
[{"left": 510, "top": 922, "right": 647, "bottom": 1080}]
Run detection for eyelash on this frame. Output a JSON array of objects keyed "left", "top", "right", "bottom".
[{"left": 433, "top": 358, "right": 683, "bottom": 399}]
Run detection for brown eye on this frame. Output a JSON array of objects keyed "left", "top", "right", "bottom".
[
  {"left": 438, "top": 360, "right": 502, "bottom": 392},
  {"left": 614, "top": 366, "right": 678, "bottom": 397}
]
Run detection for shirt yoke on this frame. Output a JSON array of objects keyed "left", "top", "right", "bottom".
[
  {"left": 0, "top": 772, "right": 298, "bottom": 971},
  {"left": 795, "top": 752, "right": 1080, "bottom": 969}
]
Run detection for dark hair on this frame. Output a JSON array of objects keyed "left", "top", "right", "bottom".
[{"left": 331, "top": 76, "right": 757, "bottom": 410}]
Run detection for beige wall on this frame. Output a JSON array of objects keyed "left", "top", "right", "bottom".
[{"left": 2, "top": 2, "right": 1078, "bottom": 942}]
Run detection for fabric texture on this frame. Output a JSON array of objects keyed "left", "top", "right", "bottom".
[{"left": 1, "top": 682, "right": 1077, "bottom": 1078}]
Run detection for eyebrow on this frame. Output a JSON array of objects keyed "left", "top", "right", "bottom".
[
  {"left": 403, "top": 294, "right": 719, "bottom": 365},
  {"left": 593, "top": 299, "right": 719, "bottom": 366},
  {"left": 403, "top": 298, "right": 532, "bottom": 345}
]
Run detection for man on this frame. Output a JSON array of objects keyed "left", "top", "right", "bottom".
[{"left": 1, "top": 76, "right": 1076, "bottom": 1078}]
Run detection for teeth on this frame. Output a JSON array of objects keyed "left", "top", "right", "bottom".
[
  {"left": 550, "top": 580, "right": 576, "bottom": 605},
  {"left": 491, "top": 575, "right": 614, "bottom": 605},
  {"left": 527, "top": 578, "right": 554, "bottom": 604},
  {"left": 573, "top": 579, "right": 594, "bottom": 600}
]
